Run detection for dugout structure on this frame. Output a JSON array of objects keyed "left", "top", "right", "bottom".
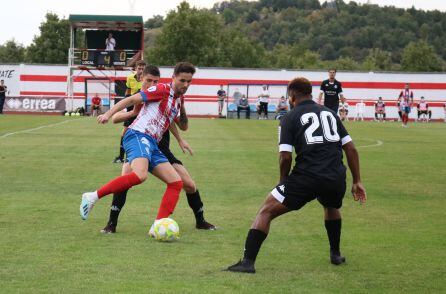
[
  {"left": 66, "top": 15, "right": 144, "bottom": 111},
  {"left": 226, "top": 83, "right": 289, "bottom": 119}
]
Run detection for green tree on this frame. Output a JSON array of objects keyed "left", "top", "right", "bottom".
[
  {"left": 26, "top": 13, "right": 70, "bottom": 64},
  {"left": 147, "top": 2, "right": 224, "bottom": 66},
  {"left": 144, "top": 15, "right": 164, "bottom": 29},
  {"left": 0, "top": 40, "right": 26, "bottom": 63},
  {"left": 401, "top": 41, "right": 443, "bottom": 72},
  {"left": 362, "top": 48, "right": 392, "bottom": 71}
]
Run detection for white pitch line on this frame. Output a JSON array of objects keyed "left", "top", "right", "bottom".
[
  {"left": 358, "top": 140, "right": 383, "bottom": 148},
  {"left": 0, "top": 119, "right": 80, "bottom": 139}
]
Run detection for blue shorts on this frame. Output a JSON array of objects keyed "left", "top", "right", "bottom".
[
  {"left": 404, "top": 106, "right": 411, "bottom": 113},
  {"left": 123, "top": 129, "right": 168, "bottom": 172}
]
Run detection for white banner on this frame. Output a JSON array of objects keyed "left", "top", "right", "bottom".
[{"left": 0, "top": 65, "right": 20, "bottom": 96}]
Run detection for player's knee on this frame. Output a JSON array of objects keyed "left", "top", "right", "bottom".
[
  {"left": 182, "top": 179, "right": 196, "bottom": 193},
  {"left": 133, "top": 170, "right": 148, "bottom": 182}
]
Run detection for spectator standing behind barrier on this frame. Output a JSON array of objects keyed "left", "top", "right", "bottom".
[
  {"left": 0, "top": 79, "right": 7, "bottom": 114},
  {"left": 318, "top": 68, "right": 346, "bottom": 113},
  {"left": 339, "top": 100, "right": 349, "bottom": 121},
  {"left": 91, "top": 94, "right": 102, "bottom": 117},
  {"left": 232, "top": 88, "right": 242, "bottom": 105},
  {"left": 257, "top": 85, "right": 270, "bottom": 120},
  {"left": 275, "top": 96, "right": 288, "bottom": 120},
  {"left": 354, "top": 100, "right": 365, "bottom": 121},
  {"left": 105, "top": 33, "right": 116, "bottom": 51},
  {"left": 217, "top": 85, "right": 227, "bottom": 118},
  {"left": 237, "top": 94, "right": 250, "bottom": 119},
  {"left": 417, "top": 96, "right": 431, "bottom": 122},
  {"left": 374, "top": 97, "right": 386, "bottom": 122}
]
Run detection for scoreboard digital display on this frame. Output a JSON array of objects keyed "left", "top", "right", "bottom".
[{"left": 80, "top": 50, "right": 127, "bottom": 67}]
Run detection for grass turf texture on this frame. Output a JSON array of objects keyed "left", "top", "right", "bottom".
[{"left": 1, "top": 115, "right": 445, "bottom": 293}]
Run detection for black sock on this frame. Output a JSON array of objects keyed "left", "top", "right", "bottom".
[
  {"left": 186, "top": 190, "right": 205, "bottom": 224},
  {"left": 108, "top": 190, "right": 128, "bottom": 227},
  {"left": 119, "top": 137, "right": 125, "bottom": 160},
  {"left": 243, "top": 229, "right": 268, "bottom": 262},
  {"left": 325, "top": 219, "right": 342, "bottom": 254}
]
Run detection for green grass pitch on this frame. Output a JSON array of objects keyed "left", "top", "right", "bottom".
[{"left": 0, "top": 115, "right": 445, "bottom": 293}]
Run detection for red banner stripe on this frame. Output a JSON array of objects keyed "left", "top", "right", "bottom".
[{"left": 19, "top": 74, "right": 446, "bottom": 90}]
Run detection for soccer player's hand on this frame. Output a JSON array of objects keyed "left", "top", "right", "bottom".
[
  {"left": 179, "top": 139, "right": 194, "bottom": 156},
  {"left": 352, "top": 182, "right": 367, "bottom": 204},
  {"left": 97, "top": 113, "right": 110, "bottom": 124}
]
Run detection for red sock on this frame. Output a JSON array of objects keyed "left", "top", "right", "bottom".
[
  {"left": 97, "top": 172, "right": 142, "bottom": 198},
  {"left": 156, "top": 181, "right": 183, "bottom": 219}
]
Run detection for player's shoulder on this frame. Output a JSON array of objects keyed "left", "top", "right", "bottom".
[
  {"left": 334, "top": 79, "right": 342, "bottom": 86},
  {"left": 126, "top": 73, "right": 136, "bottom": 81}
]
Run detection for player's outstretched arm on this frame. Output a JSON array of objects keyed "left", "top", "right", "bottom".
[
  {"left": 169, "top": 123, "right": 193, "bottom": 155},
  {"left": 279, "top": 151, "right": 292, "bottom": 183},
  {"left": 97, "top": 93, "right": 143, "bottom": 124},
  {"left": 111, "top": 103, "right": 142, "bottom": 124},
  {"left": 342, "top": 142, "right": 367, "bottom": 204},
  {"left": 318, "top": 92, "right": 323, "bottom": 104}
]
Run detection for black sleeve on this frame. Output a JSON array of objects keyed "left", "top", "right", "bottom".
[
  {"left": 320, "top": 82, "right": 325, "bottom": 92},
  {"left": 279, "top": 114, "right": 296, "bottom": 152},
  {"left": 337, "top": 81, "right": 343, "bottom": 94}
]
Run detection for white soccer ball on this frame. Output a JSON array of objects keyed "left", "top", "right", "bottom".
[{"left": 153, "top": 218, "right": 180, "bottom": 242}]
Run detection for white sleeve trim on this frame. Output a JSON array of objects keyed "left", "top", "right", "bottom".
[
  {"left": 279, "top": 144, "right": 293, "bottom": 152},
  {"left": 341, "top": 135, "right": 352, "bottom": 146},
  {"left": 320, "top": 90, "right": 324, "bottom": 93},
  {"left": 339, "top": 92, "right": 344, "bottom": 95}
]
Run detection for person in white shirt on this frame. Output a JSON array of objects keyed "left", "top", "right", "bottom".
[
  {"left": 105, "top": 33, "right": 116, "bottom": 51},
  {"left": 354, "top": 100, "right": 365, "bottom": 121},
  {"left": 257, "top": 85, "right": 270, "bottom": 119},
  {"left": 339, "top": 101, "right": 349, "bottom": 121}
]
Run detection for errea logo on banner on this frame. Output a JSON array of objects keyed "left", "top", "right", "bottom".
[
  {"left": 7, "top": 98, "right": 57, "bottom": 110},
  {"left": 6, "top": 98, "right": 22, "bottom": 109}
]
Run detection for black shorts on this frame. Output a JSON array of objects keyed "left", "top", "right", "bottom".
[
  {"left": 160, "top": 147, "right": 183, "bottom": 166},
  {"left": 92, "top": 105, "right": 100, "bottom": 110},
  {"left": 271, "top": 172, "right": 346, "bottom": 210}
]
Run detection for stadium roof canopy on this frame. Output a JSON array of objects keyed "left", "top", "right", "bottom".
[{"left": 68, "top": 15, "right": 143, "bottom": 30}]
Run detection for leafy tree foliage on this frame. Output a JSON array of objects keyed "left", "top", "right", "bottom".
[
  {"left": 0, "top": 40, "right": 26, "bottom": 63},
  {"left": 26, "top": 13, "right": 70, "bottom": 64}
]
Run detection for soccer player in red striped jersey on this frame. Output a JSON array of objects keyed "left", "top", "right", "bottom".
[
  {"left": 80, "top": 62, "right": 196, "bottom": 232},
  {"left": 398, "top": 83, "right": 413, "bottom": 127}
]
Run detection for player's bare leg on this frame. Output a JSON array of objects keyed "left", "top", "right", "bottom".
[
  {"left": 173, "top": 163, "right": 216, "bottom": 230},
  {"left": 80, "top": 158, "right": 147, "bottom": 220},
  {"left": 101, "top": 162, "right": 133, "bottom": 233},
  {"left": 324, "top": 207, "right": 345, "bottom": 265},
  {"left": 226, "top": 194, "right": 290, "bottom": 273}
]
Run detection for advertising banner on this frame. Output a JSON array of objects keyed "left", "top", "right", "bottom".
[{"left": 4, "top": 96, "right": 66, "bottom": 113}]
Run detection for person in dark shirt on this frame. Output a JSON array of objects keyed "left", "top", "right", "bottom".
[
  {"left": 318, "top": 69, "right": 346, "bottom": 113},
  {"left": 226, "top": 77, "right": 366, "bottom": 274},
  {"left": 0, "top": 80, "right": 7, "bottom": 114},
  {"left": 217, "top": 85, "right": 227, "bottom": 117}
]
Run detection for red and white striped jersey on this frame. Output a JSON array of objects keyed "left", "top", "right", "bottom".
[{"left": 129, "top": 83, "right": 183, "bottom": 142}]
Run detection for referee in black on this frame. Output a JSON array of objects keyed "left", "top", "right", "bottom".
[
  {"left": 318, "top": 68, "right": 346, "bottom": 113},
  {"left": 226, "top": 77, "right": 366, "bottom": 274}
]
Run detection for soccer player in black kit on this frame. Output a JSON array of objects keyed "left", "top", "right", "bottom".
[
  {"left": 318, "top": 68, "right": 346, "bottom": 113},
  {"left": 226, "top": 77, "right": 366, "bottom": 273}
]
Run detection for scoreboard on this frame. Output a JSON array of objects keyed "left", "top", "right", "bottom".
[{"left": 80, "top": 50, "right": 127, "bottom": 67}]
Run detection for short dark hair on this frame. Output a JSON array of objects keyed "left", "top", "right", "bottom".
[
  {"left": 174, "top": 62, "right": 196, "bottom": 76},
  {"left": 135, "top": 60, "right": 147, "bottom": 68},
  {"left": 288, "top": 77, "right": 312, "bottom": 98},
  {"left": 143, "top": 65, "right": 160, "bottom": 77},
  {"left": 328, "top": 68, "right": 337, "bottom": 73}
]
